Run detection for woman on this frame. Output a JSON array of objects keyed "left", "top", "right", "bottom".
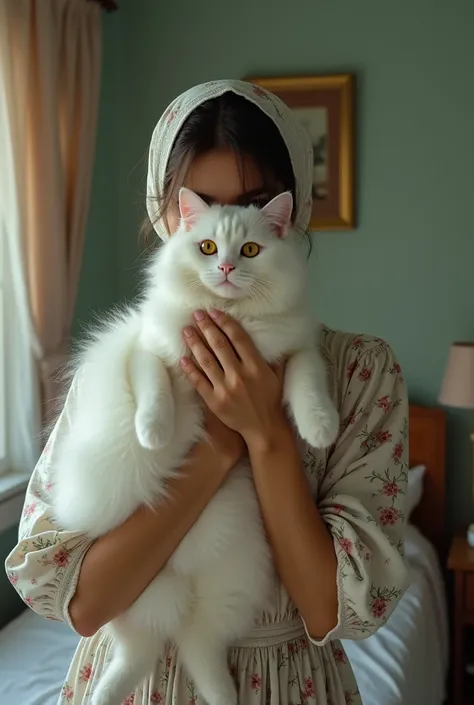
[{"left": 6, "top": 80, "right": 409, "bottom": 705}]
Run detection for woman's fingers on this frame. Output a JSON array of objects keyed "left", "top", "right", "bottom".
[
  {"left": 191, "top": 310, "right": 242, "bottom": 373},
  {"left": 182, "top": 325, "right": 224, "bottom": 387},
  {"left": 179, "top": 355, "right": 213, "bottom": 403},
  {"left": 195, "top": 309, "right": 262, "bottom": 370}
]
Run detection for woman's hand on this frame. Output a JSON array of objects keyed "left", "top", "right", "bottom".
[{"left": 180, "top": 309, "right": 288, "bottom": 449}]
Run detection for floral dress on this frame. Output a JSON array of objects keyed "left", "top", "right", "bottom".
[{"left": 5, "top": 328, "right": 410, "bottom": 705}]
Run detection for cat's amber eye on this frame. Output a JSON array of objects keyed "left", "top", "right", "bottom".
[
  {"left": 241, "top": 242, "right": 260, "bottom": 258},
  {"left": 200, "top": 240, "right": 217, "bottom": 255}
]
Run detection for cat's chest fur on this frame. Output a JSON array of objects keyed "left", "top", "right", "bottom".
[{"left": 140, "top": 305, "right": 312, "bottom": 366}]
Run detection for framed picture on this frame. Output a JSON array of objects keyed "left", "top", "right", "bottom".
[{"left": 247, "top": 74, "right": 355, "bottom": 231}]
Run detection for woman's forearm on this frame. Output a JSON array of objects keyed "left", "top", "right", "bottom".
[
  {"left": 247, "top": 420, "right": 338, "bottom": 639},
  {"left": 69, "top": 441, "right": 231, "bottom": 637}
]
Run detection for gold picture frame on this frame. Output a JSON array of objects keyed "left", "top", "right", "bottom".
[{"left": 246, "top": 74, "right": 355, "bottom": 231}]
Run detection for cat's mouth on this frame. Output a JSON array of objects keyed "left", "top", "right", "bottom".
[
  {"left": 218, "top": 280, "right": 239, "bottom": 289},
  {"left": 213, "top": 279, "right": 244, "bottom": 299}
]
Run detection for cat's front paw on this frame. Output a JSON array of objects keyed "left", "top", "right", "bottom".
[
  {"left": 135, "top": 409, "right": 173, "bottom": 451},
  {"left": 297, "top": 402, "right": 339, "bottom": 449}
]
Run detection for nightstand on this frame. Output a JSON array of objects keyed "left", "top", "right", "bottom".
[{"left": 448, "top": 535, "right": 474, "bottom": 704}]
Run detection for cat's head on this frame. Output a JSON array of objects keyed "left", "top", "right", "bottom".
[{"left": 152, "top": 188, "right": 308, "bottom": 314}]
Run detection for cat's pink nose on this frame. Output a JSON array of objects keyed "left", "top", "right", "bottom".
[{"left": 218, "top": 263, "right": 235, "bottom": 275}]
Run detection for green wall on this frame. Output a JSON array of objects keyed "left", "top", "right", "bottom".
[
  {"left": 73, "top": 9, "right": 123, "bottom": 330},
  {"left": 3, "top": 0, "right": 474, "bottom": 625}
]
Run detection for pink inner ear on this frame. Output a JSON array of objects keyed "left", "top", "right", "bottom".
[
  {"left": 178, "top": 187, "right": 209, "bottom": 230},
  {"left": 261, "top": 191, "right": 293, "bottom": 238}
]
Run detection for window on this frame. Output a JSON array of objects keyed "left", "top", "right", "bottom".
[
  {"left": 0, "top": 187, "right": 7, "bottom": 475},
  {"left": 0, "top": 4, "right": 42, "bottom": 529}
]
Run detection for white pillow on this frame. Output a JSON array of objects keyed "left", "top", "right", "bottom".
[{"left": 407, "top": 464, "right": 426, "bottom": 520}]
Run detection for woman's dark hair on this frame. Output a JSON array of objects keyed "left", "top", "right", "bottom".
[{"left": 143, "top": 92, "right": 311, "bottom": 253}]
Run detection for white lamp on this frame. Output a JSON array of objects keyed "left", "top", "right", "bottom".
[
  {"left": 439, "top": 342, "right": 474, "bottom": 544},
  {"left": 439, "top": 342, "right": 474, "bottom": 410}
]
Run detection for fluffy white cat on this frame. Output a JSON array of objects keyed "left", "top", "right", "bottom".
[{"left": 52, "top": 189, "right": 339, "bottom": 705}]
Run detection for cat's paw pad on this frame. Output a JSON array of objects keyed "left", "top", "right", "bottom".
[
  {"left": 135, "top": 410, "right": 172, "bottom": 451},
  {"left": 299, "top": 404, "right": 339, "bottom": 449}
]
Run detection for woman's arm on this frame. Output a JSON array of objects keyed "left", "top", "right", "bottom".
[
  {"left": 246, "top": 420, "right": 338, "bottom": 638},
  {"left": 70, "top": 427, "right": 239, "bottom": 637}
]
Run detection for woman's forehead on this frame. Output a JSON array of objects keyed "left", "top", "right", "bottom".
[{"left": 183, "top": 148, "right": 266, "bottom": 205}]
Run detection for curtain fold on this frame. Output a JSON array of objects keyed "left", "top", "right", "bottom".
[{"left": 0, "top": 0, "right": 102, "bottom": 448}]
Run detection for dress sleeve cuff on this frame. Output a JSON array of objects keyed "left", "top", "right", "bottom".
[
  {"left": 54, "top": 537, "right": 93, "bottom": 633},
  {"left": 302, "top": 550, "right": 347, "bottom": 646}
]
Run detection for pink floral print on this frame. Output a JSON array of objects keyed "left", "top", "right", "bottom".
[
  {"left": 332, "top": 647, "right": 347, "bottom": 664},
  {"left": 301, "top": 676, "right": 315, "bottom": 700},
  {"left": 23, "top": 501, "right": 37, "bottom": 518},
  {"left": 351, "top": 337, "right": 364, "bottom": 350},
  {"left": 250, "top": 673, "right": 262, "bottom": 692},
  {"left": 392, "top": 442, "right": 404, "bottom": 463},
  {"left": 79, "top": 664, "right": 93, "bottom": 682},
  {"left": 379, "top": 507, "right": 402, "bottom": 526},
  {"left": 61, "top": 683, "right": 74, "bottom": 701},
  {"left": 358, "top": 366, "right": 372, "bottom": 382},
  {"left": 382, "top": 479, "right": 401, "bottom": 498},
  {"left": 53, "top": 547, "right": 70, "bottom": 568},
  {"left": 375, "top": 429, "right": 392, "bottom": 445},
  {"left": 371, "top": 598, "right": 388, "bottom": 618},
  {"left": 376, "top": 395, "right": 392, "bottom": 413},
  {"left": 339, "top": 538, "right": 353, "bottom": 555},
  {"left": 389, "top": 360, "right": 403, "bottom": 379}
]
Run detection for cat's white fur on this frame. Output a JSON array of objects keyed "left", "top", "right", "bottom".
[{"left": 52, "top": 189, "right": 339, "bottom": 705}]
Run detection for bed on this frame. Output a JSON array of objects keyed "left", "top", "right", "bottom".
[{"left": 0, "top": 405, "right": 449, "bottom": 705}]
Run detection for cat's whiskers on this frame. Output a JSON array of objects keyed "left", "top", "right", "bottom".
[
  {"left": 249, "top": 280, "right": 277, "bottom": 309},
  {"left": 183, "top": 274, "right": 205, "bottom": 293}
]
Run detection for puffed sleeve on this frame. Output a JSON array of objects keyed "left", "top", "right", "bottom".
[
  {"left": 4, "top": 374, "right": 92, "bottom": 630},
  {"left": 308, "top": 336, "right": 410, "bottom": 645}
]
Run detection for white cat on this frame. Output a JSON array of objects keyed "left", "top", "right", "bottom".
[{"left": 52, "top": 189, "right": 339, "bottom": 705}]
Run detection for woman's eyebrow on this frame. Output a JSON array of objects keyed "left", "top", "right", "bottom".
[
  {"left": 193, "top": 188, "right": 268, "bottom": 204},
  {"left": 238, "top": 188, "right": 268, "bottom": 199}
]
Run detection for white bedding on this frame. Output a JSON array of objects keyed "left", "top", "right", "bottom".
[
  {"left": 0, "top": 525, "right": 448, "bottom": 705},
  {"left": 0, "top": 609, "right": 79, "bottom": 705},
  {"left": 343, "top": 524, "right": 449, "bottom": 705}
]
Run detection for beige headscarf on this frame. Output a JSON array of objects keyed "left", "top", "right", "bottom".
[{"left": 146, "top": 79, "right": 313, "bottom": 241}]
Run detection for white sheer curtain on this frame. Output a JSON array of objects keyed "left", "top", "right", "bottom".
[
  {"left": 0, "top": 7, "right": 41, "bottom": 473},
  {"left": 0, "top": 0, "right": 102, "bottom": 473}
]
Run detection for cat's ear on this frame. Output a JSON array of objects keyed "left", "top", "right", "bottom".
[
  {"left": 261, "top": 191, "right": 293, "bottom": 239},
  {"left": 178, "top": 187, "right": 209, "bottom": 231}
]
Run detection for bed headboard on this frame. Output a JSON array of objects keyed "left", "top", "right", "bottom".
[{"left": 409, "top": 404, "right": 447, "bottom": 557}]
